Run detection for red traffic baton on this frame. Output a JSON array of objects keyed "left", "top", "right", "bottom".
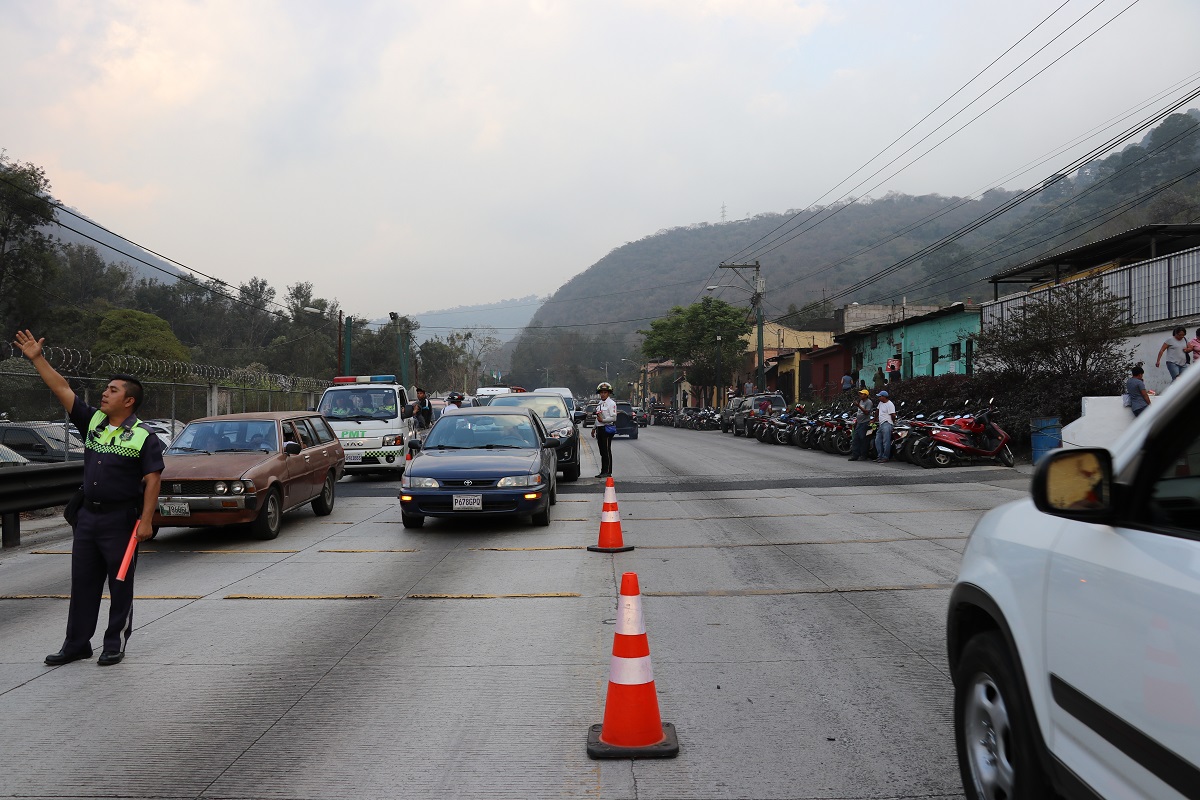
[{"left": 115, "top": 521, "right": 139, "bottom": 582}]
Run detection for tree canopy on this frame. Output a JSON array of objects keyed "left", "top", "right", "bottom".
[{"left": 640, "top": 296, "right": 751, "bottom": 390}]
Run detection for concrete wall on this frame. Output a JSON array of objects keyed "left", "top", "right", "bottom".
[
  {"left": 1127, "top": 325, "right": 1200, "bottom": 395},
  {"left": 850, "top": 310, "right": 981, "bottom": 381}
]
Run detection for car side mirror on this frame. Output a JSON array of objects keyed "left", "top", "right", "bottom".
[
  {"left": 1032, "top": 448, "right": 1115, "bottom": 524},
  {"left": 408, "top": 440, "right": 422, "bottom": 453},
  {"left": 572, "top": 411, "right": 585, "bottom": 423},
  {"left": 32, "top": 443, "right": 48, "bottom": 454},
  {"left": 543, "top": 436, "right": 561, "bottom": 449},
  {"left": 284, "top": 441, "right": 302, "bottom": 456}
]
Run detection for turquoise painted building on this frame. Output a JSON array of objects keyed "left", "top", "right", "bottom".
[{"left": 836, "top": 303, "right": 982, "bottom": 382}]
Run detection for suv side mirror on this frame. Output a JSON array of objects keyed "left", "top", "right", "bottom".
[
  {"left": 543, "top": 436, "right": 561, "bottom": 449},
  {"left": 408, "top": 440, "right": 422, "bottom": 453},
  {"left": 572, "top": 411, "right": 585, "bottom": 424},
  {"left": 284, "top": 441, "right": 302, "bottom": 456},
  {"left": 1032, "top": 448, "right": 1115, "bottom": 524}
]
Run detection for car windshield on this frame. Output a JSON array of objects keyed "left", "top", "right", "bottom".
[
  {"left": 168, "top": 420, "right": 279, "bottom": 453},
  {"left": 423, "top": 414, "right": 540, "bottom": 449},
  {"left": 488, "top": 394, "right": 568, "bottom": 420},
  {"left": 319, "top": 388, "right": 399, "bottom": 420},
  {"left": 36, "top": 426, "right": 84, "bottom": 449}
]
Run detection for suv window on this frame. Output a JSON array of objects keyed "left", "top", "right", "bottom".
[
  {"left": 1147, "top": 425, "right": 1200, "bottom": 534},
  {"left": 310, "top": 416, "right": 337, "bottom": 444}
]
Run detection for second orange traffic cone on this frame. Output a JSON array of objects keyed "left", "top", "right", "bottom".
[
  {"left": 588, "top": 477, "right": 633, "bottom": 553},
  {"left": 587, "top": 572, "right": 678, "bottom": 758}
]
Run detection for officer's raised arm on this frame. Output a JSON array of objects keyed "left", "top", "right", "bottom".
[{"left": 13, "top": 330, "right": 75, "bottom": 411}]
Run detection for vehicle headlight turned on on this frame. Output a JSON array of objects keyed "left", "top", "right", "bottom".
[
  {"left": 382, "top": 434, "right": 403, "bottom": 446},
  {"left": 497, "top": 474, "right": 543, "bottom": 488},
  {"left": 400, "top": 475, "right": 439, "bottom": 489}
]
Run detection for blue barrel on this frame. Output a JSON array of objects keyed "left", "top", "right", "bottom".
[{"left": 1030, "top": 416, "right": 1062, "bottom": 465}]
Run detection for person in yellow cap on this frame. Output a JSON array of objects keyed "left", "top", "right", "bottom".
[{"left": 848, "top": 388, "right": 873, "bottom": 461}]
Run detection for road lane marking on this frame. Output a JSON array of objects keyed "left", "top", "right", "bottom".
[
  {"left": 472, "top": 546, "right": 586, "bottom": 551},
  {"left": 0, "top": 594, "right": 203, "bottom": 600},
  {"left": 319, "top": 549, "right": 420, "bottom": 553},
  {"left": 644, "top": 583, "right": 953, "bottom": 597},
  {"left": 30, "top": 549, "right": 298, "bottom": 555},
  {"left": 224, "top": 594, "right": 380, "bottom": 600},
  {"left": 407, "top": 592, "right": 581, "bottom": 599}
]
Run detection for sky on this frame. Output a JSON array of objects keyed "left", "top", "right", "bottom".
[{"left": 4, "top": 0, "right": 1200, "bottom": 321}]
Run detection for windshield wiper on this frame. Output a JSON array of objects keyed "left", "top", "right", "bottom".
[
  {"left": 433, "top": 444, "right": 465, "bottom": 449},
  {"left": 169, "top": 447, "right": 210, "bottom": 454},
  {"left": 223, "top": 448, "right": 265, "bottom": 453},
  {"left": 482, "top": 444, "right": 524, "bottom": 449}
]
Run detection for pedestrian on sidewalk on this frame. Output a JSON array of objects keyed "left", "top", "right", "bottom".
[
  {"left": 1156, "top": 327, "right": 1189, "bottom": 380},
  {"left": 874, "top": 389, "right": 896, "bottom": 463},
  {"left": 1126, "top": 366, "right": 1151, "bottom": 417},
  {"left": 872, "top": 367, "right": 886, "bottom": 391},
  {"left": 591, "top": 382, "right": 617, "bottom": 478},
  {"left": 841, "top": 372, "right": 853, "bottom": 393},
  {"left": 848, "top": 389, "right": 873, "bottom": 461},
  {"left": 13, "top": 330, "right": 164, "bottom": 667}
]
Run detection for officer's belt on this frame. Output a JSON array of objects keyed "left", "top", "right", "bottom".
[{"left": 82, "top": 498, "right": 140, "bottom": 513}]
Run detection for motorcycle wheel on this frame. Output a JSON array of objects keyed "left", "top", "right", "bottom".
[
  {"left": 923, "top": 440, "right": 952, "bottom": 468},
  {"left": 835, "top": 431, "right": 853, "bottom": 455},
  {"left": 821, "top": 431, "right": 837, "bottom": 454},
  {"left": 997, "top": 444, "right": 1015, "bottom": 468},
  {"left": 756, "top": 426, "right": 771, "bottom": 443},
  {"left": 910, "top": 438, "right": 933, "bottom": 469},
  {"left": 774, "top": 428, "right": 790, "bottom": 446}
]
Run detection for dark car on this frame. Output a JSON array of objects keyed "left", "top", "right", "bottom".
[
  {"left": 486, "top": 392, "right": 581, "bottom": 481},
  {"left": 153, "top": 412, "right": 345, "bottom": 540},
  {"left": 633, "top": 407, "right": 649, "bottom": 427},
  {"left": 614, "top": 401, "right": 638, "bottom": 439},
  {"left": 399, "top": 407, "right": 558, "bottom": 528},
  {"left": 733, "top": 393, "right": 787, "bottom": 436},
  {"left": 720, "top": 398, "right": 748, "bottom": 433},
  {"left": 583, "top": 402, "right": 599, "bottom": 427},
  {"left": 0, "top": 421, "right": 85, "bottom": 462}
]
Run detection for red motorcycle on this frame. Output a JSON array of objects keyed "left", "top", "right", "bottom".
[{"left": 912, "top": 402, "right": 1014, "bottom": 468}]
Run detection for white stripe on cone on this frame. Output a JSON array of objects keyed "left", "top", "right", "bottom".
[
  {"left": 616, "top": 595, "right": 646, "bottom": 635},
  {"left": 603, "top": 483, "right": 617, "bottom": 504},
  {"left": 609, "top": 654, "right": 654, "bottom": 685},
  {"left": 601, "top": 509, "right": 621, "bottom": 523}
]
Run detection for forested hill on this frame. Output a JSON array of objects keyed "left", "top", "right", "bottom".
[{"left": 526, "top": 110, "right": 1200, "bottom": 339}]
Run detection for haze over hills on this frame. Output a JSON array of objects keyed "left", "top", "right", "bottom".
[
  {"left": 47, "top": 207, "right": 187, "bottom": 285},
  {"left": 410, "top": 295, "right": 543, "bottom": 344}
]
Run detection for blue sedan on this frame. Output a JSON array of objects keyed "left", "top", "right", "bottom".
[{"left": 398, "top": 407, "right": 559, "bottom": 528}]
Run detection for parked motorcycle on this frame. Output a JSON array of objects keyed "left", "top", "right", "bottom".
[{"left": 912, "top": 400, "right": 1014, "bottom": 468}]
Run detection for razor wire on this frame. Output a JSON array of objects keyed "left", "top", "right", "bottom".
[{"left": 0, "top": 343, "right": 330, "bottom": 393}]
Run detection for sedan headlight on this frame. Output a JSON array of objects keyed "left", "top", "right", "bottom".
[
  {"left": 230, "top": 481, "right": 245, "bottom": 495},
  {"left": 550, "top": 425, "right": 573, "bottom": 438},
  {"left": 498, "top": 474, "right": 543, "bottom": 488},
  {"left": 383, "top": 434, "right": 403, "bottom": 447},
  {"left": 401, "top": 474, "right": 439, "bottom": 489},
  {"left": 214, "top": 481, "right": 227, "bottom": 495}
]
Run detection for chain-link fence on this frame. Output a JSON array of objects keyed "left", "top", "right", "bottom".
[{"left": 0, "top": 346, "right": 331, "bottom": 456}]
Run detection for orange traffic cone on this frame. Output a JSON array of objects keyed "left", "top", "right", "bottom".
[
  {"left": 587, "top": 572, "right": 679, "bottom": 758},
  {"left": 588, "top": 477, "right": 633, "bottom": 553}
]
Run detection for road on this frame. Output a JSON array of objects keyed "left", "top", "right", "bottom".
[{"left": 0, "top": 424, "right": 1030, "bottom": 799}]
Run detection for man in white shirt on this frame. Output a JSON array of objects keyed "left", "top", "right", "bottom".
[
  {"left": 874, "top": 389, "right": 897, "bottom": 463},
  {"left": 591, "top": 382, "right": 618, "bottom": 478}
]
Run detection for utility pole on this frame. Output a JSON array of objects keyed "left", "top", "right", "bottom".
[
  {"left": 719, "top": 261, "right": 765, "bottom": 392},
  {"left": 390, "top": 313, "right": 411, "bottom": 388},
  {"left": 342, "top": 315, "right": 353, "bottom": 375},
  {"left": 715, "top": 335, "right": 722, "bottom": 408},
  {"left": 336, "top": 310, "right": 344, "bottom": 375}
]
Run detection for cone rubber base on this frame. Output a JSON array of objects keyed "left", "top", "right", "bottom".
[
  {"left": 587, "top": 544, "right": 634, "bottom": 553},
  {"left": 586, "top": 722, "right": 679, "bottom": 759}
]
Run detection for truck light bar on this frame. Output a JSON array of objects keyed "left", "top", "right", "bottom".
[{"left": 332, "top": 375, "right": 397, "bottom": 384}]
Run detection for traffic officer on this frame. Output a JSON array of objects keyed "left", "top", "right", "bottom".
[
  {"left": 591, "top": 382, "right": 617, "bottom": 478},
  {"left": 13, "top": 330, "right": 164, "bottom": 666}
]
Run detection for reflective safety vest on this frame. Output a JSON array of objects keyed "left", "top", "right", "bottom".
[{"left": 84, "top": 410, "right": 152, "bottom": 458}]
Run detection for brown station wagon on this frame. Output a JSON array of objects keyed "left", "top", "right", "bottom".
[{"left": 153, "top": 412, "right": 345, "bottom": 540}]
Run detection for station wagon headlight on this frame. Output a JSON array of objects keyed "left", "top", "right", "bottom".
[
  {"left": 231, "top": 482, "right": 245, "bottom": 495},
  {"left": 400, "top": 474, "right": 439, "bottom": 489},
  {"left": 214, "top": 481, "right": 227, "bottom": 495},
  {"left": 383, "top": 434, "right": 403, "bottom": 446},
  {"left": 498, "top": 474, "right": 542, "bottom": 488}
]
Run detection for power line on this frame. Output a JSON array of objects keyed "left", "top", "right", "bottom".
[{"left": 722, "top": 0, "right": 1112, "bottom": 264}]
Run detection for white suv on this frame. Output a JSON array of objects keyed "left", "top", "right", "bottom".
[{"left": 948, "top": 365, "right": 1200, "bottom": 800}]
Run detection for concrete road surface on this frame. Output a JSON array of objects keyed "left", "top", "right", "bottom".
[{"left": 0, "top": 424, "right": 1030, "bottom": 799}]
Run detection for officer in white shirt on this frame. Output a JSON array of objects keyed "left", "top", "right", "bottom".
[{"left": 591, "top": 382, "right": 618, "bottom": 478}]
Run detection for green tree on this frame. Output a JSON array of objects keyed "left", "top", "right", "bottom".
[
  {"left": 640, "top": 297, "right": 750, "bottom": 402},
  {"left": 0, "top": 154, "right": 58, "bottom": 331},
  {"left": 93, "top": 309, "right": 192, "bottom": 362}
]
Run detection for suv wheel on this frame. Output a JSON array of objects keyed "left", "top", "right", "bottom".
[
  {"left": 562, "top": 464, "right": 580, "bottom": 482},
  {"left": 954, "top": 632, "right": 1053, "bottom": 800}
]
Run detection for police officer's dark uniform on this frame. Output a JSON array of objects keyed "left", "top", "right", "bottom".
[{"left": 59, "top": 395, "right": 165, "bottom": 663}]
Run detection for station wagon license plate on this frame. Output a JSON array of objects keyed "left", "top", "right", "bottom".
[
  {"left": 452, "top": 494, "right": 483, "bottom": 511},
  {"left": 345, "top": 453, "right": 363, "bottom": 463},
  {"left": 159, "top": 502, "right": 190, "bottom": 517}
]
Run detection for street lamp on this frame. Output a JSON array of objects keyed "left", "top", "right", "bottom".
[{"left": 707, "top": 273, "right": 765, "bottom": 393}]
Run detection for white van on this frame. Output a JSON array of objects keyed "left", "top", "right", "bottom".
[
  {"left": 317, "top": 375, "right": 412, "bottom": 476},
  {"left": 535, "top": 387, "right": 579, "bottom": 416}
]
